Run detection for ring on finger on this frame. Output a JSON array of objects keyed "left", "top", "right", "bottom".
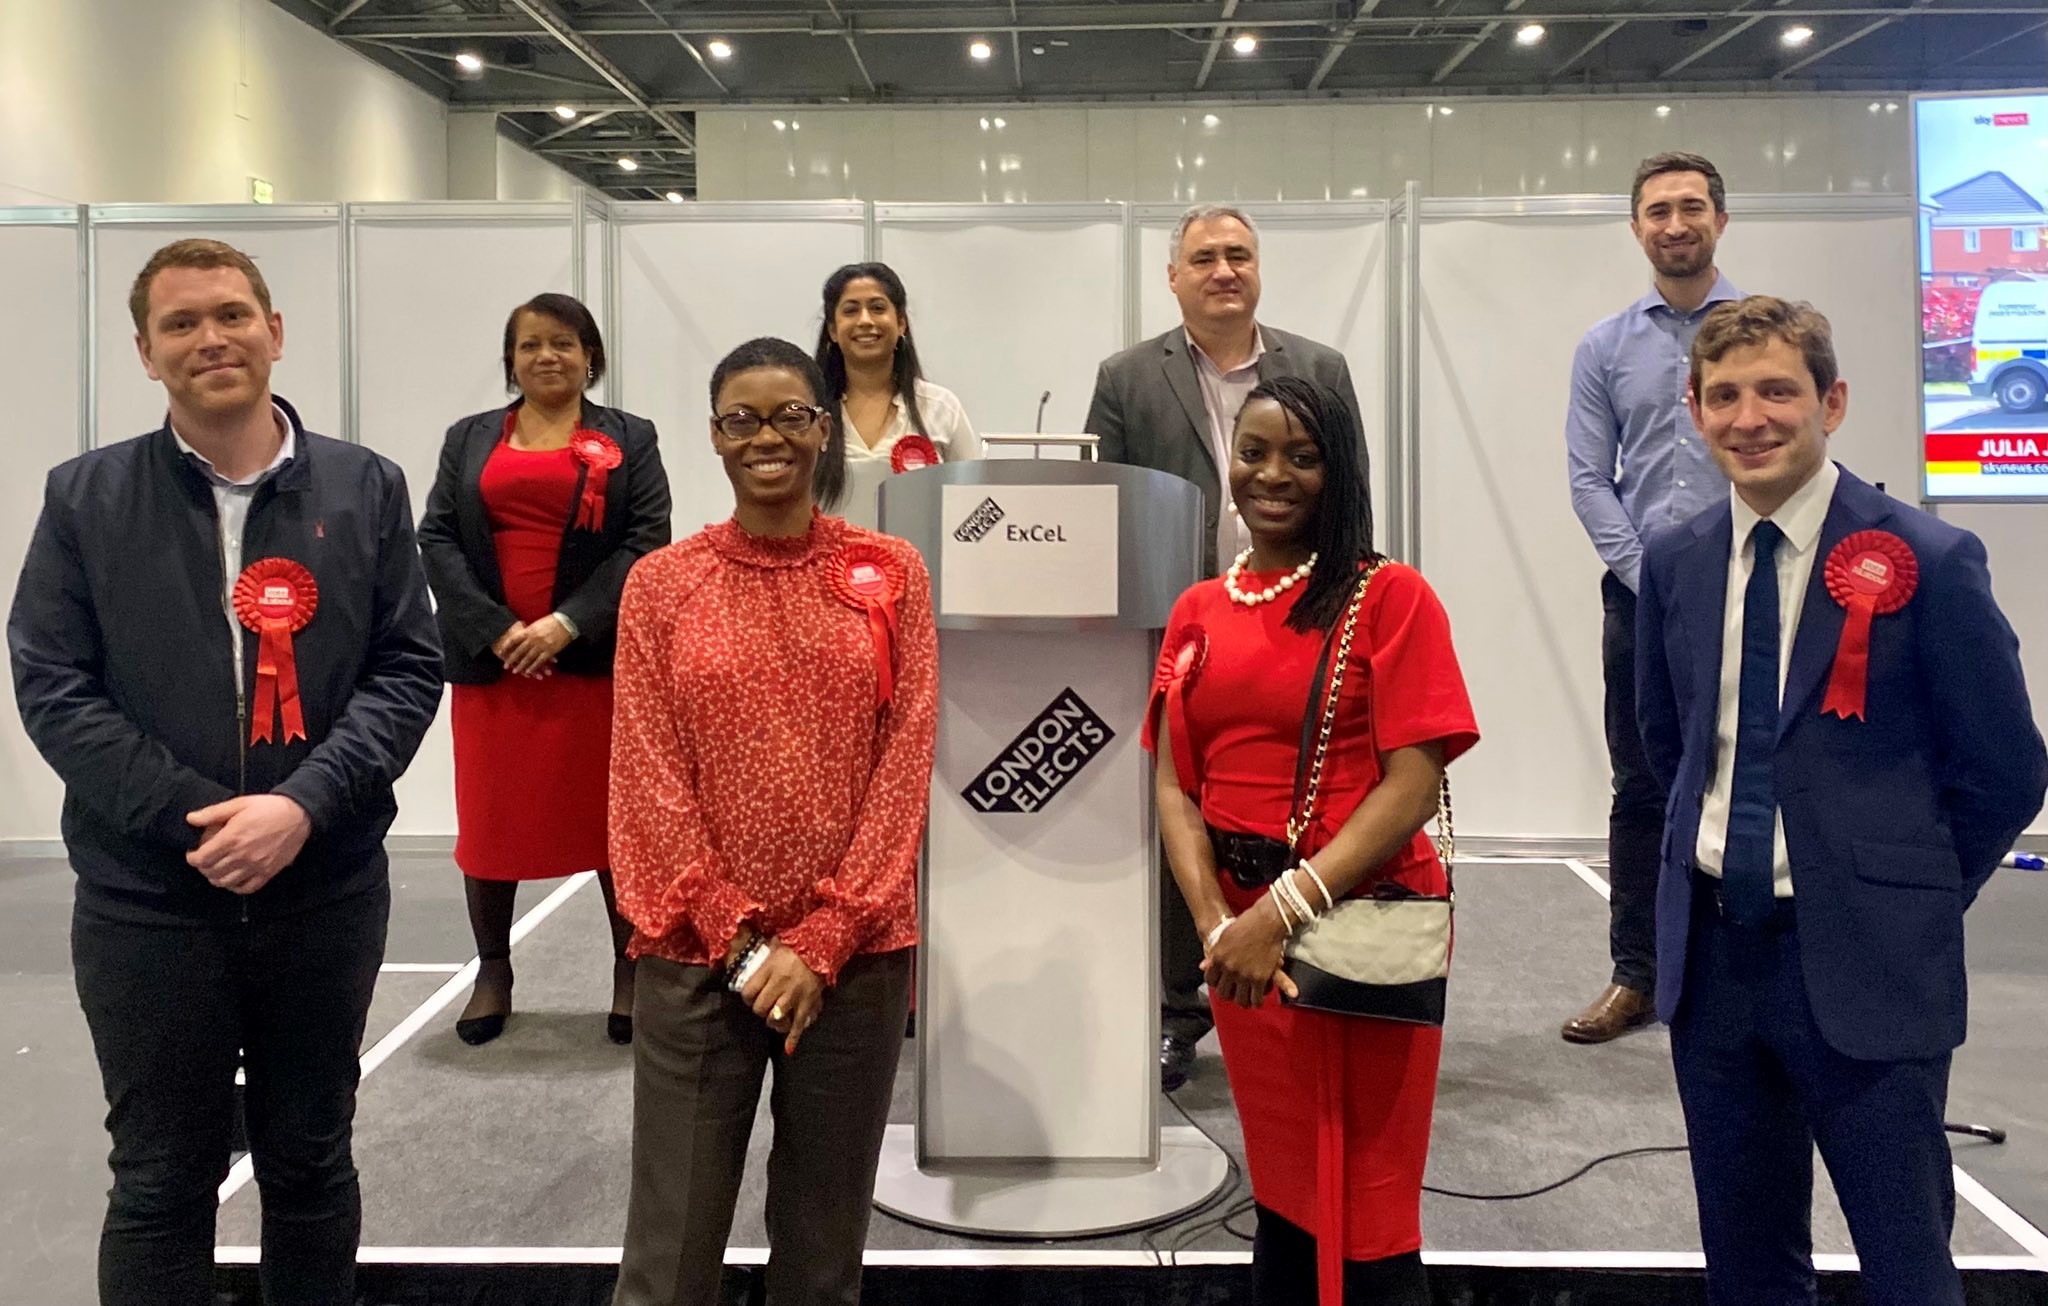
[{"left": 770, "top": 1003, "right": 786, "bottom": 1022}]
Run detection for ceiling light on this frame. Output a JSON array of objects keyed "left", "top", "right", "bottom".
[
  {"left": 1515, "top": 23, "right": 1546, "bottom": 45},
  {"left": 1868, "top": 101, "right": 1882, "bottom": 113},
  {"left": 707, "top": 39, "right": 733, "bottom": 60},
  {"left": 1231, "top": 33, "right": 1258, "bottom": 55},
  {"left": 969, "top": 39, "right": 993, "bottom": 61},
  {"left": 1437, "top": 104, "right": 1454, "bottom": 116},
  {"left": 553, "top": 105, "right": 576, "bottom": 120},
  {"left": 790, "top": 120, "right": 800, "bottom": 131},
  {"left": 1031, "top": 44, "right": 1045, "bottom": 54},
  {"left": 772, "top": 119, "right": 787, "bottom": 131},
  {"left": 980, "top": 116, "right": 990, "bottom": 130},
  {"left": 1780, "top": 24, "right": 1814, "bottom": 47},
  {"left": 454, "top": 51, "right": 484, "bottom": 72},
  {"left": 617, "top": 157, "right": 638, "bottom": 171},
  {"left": 665, "top": 191, "right": 685, "bottom": 203},
  {"left": 1655, "top": 104, "right": 1672, "bottom": 117},
  {"left": 1886, "top": 101, "right": 1899, "bottom": 112},
  {"left": 993, "top": 116, "right": 1006, "bottom": 128},
  {"left": 1202, "top": 112, "right": 1220, "bottom": 127}
]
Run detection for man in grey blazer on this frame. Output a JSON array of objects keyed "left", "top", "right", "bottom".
[{"left": 1085, "top": 202, "right": 1366, "bottom": 1090}]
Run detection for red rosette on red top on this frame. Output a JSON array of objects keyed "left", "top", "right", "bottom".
[
  {"left": 1142, "top": 627, "right": 1208, "bottom": 794},
  {"left": 890, "top": 433, "right": 939, "bottom": 474},
  {"left": 232, "top": 558, "right": 319, "bottom": 745},
  {"left": 828, "top": 542, "right": 906, "bottom": 709},
  {"left": 1820, "top": 530, "right": 1919, "bottom": 721},
  {"left": 570, "top": 431, "right": 624, "bottom": 532}
]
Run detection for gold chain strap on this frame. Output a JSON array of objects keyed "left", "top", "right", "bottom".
[{"left": 1284, "top": 559, "right": 1457, "bottom": 873}]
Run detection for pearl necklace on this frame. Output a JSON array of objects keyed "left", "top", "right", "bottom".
[{"left": 1225, "top": 548, "right": 1317, "bottom": 606}]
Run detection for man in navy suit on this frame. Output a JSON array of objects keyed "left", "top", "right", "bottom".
[{"left": 1636, "top": 295, "right": 2046, "bottom": 1305}]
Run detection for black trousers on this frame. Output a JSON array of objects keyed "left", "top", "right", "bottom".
[
  {"left": 71, "top": 885, "right": 388, "bottom": 1306},
  {"left": 1160, "top": 864, "right": 1214, "bottom": 1046},
  {"left": 1601, "top": 571, "right": 1665, "bottom": 993},
  {"left": 1251, "top": 1205, "right": 1429, "bottom": 1306}
]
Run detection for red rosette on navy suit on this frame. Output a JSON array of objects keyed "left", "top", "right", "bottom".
[
  {"left": 232, "top": 558, "right": 319, "bottom": 745},
  {"left": 1143, "top": 627, "right": 1208, "bottom": 794},
  {"left": 570, "top": 430, "right": 623, "bottom": 531},
  {"left": 829, "top": 542, "right": 906, "bottom": 709},
  {"left": 1821, "top": 530, "right": 1919, "bottom": 721},
  {"left": 890, "top": 433, "right": 939, "bottom": 474}
]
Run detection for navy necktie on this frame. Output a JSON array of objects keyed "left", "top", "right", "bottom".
[{"left": 1721, "top": 520, "right": 1783, "bottom": 924}]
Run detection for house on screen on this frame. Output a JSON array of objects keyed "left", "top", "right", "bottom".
[{"left": 1926, "top": 171, "right": 2048, "bottom": 287}]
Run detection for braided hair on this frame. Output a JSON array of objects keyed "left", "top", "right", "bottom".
[{"left": 1234, "top": 375, "right": 1380, "bottom": 635}]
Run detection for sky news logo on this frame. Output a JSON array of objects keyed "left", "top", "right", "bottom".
[
  {"left": 953, "top": 496, "right": 1005, "bottom": 543},
  {"left": 1974, "top": 112, "right": 2030, "bottom": 127},
  {"left": 961, "top": 689, "right": 1114, "bottom": 814}
]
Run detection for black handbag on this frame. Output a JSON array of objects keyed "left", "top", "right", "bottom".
[{"left": 1279, "top": 562, "right": 1455, "bottom": 1025}]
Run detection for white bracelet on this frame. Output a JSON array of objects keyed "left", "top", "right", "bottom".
[
  {"left": 1276, "top": 870, "right": 1318, "bottom": 931},
  {"left": 1269, "top": 887, "right": 1298, "bottom": 932},
  {"left": 727, "top": 939, "right": 770, "bottom": 993},
  {"left": 1298, "top": 860, "right": 1336, "bottom": 911},
  {"left": 1204, "top": 916, "right": 1234, "bottom": 951}
]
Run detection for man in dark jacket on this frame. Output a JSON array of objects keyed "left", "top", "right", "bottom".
[{"left": 7, "top": 238, "right": 442, "bottom": 1306}]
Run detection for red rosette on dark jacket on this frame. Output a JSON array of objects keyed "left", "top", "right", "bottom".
[
  {"left": 570, "top": 430, "right": 624, "bottom": 531},
  {"left": 828, "top": 541, "right": 906, "bottom": 709},
  {"left": 1142, "top": 626, "right": 1208, "bottom": 794},
  {"left": 1820, "top": 530, "right": 1919, "bottom": 721},
  {"left": 232, "top": 558, "right": 320, "bottom": 744}
]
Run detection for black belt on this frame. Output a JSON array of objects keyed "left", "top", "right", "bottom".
[
  {"left": 1692, "top": 867, "right": 1797, "bottom": 933},
  {"left": 1207, "top": 826, "right": 1293, "bottom": 890}
]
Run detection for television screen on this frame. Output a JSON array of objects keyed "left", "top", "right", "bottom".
[{"left": 1916, "top": 91, "right": 2048, "bottom": 499}]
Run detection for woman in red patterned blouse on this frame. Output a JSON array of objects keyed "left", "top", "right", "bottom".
[{"left": 608, "top": 337, "right": 936, "bottom": 1306}]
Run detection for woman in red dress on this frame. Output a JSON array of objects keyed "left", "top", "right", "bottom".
[
  {"left": 1145, "top": 376, "right": 1478, "bottom": 1306},
  {"left": 418, "top": 293, "right": 671, "bottom": 1046}
]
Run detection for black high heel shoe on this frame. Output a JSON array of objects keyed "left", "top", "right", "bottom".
[{"left": 456, "top": 951, "right": 513, "bottom": 1046}]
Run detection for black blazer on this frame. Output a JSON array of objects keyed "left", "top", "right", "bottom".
[{"left": 418, "top": 400, "right": 671, "bottom": 684}]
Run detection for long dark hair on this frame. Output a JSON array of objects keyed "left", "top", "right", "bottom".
[
  {"left": 812, "top": 262, "right": 930, "bottom": 510},
  {"left": 1235, "top": 376, "right": 1379, "bottom": 635}
]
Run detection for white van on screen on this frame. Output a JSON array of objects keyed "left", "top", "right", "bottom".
[{"left": 1972, "top": 278, "right": 2048, "bottom": 413}]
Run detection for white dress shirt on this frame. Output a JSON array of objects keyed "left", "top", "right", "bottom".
[
  {"left": 838, "top": 378, "right": 980, "bottom": 532},
  {"left": 1694, "top": 457, "right": 1840, "bottom": 897},
  {"left": 1188, "top": 326, "right": 1265, "bottom": 567},
  {"left": 172, "top": 404, "right": 298, "bottom": 670}
]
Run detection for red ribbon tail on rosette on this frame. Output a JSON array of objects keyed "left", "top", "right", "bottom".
[
  {"left": 1145, "top": 629, "right": 1207, "bottom": 793},
  {"left": 253, "top": 619, "right": 309, "bottom": 743},
  {"left": 570, "top": 432, "right": 623, "bottom": 533},
  {"left": 1166, "top": 678, "right": 1200, "bottom": 795},
  {"left": 829, "top": 542, "right": 907, "bottom": 711},
  {"left": 1822, "top": 595, "right": 1877, "bottom": 721},
  {"left": 233, "top": 558, "right": 319, "bottom": 747},
  {"left": 575, "top": 465, "right": 610, "bottom": 532}
]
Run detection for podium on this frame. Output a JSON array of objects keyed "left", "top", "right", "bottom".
[{"left": 871, "top": 447, "right": 1229, "bottom": 1236}]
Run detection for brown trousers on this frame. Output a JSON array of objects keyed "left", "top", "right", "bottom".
[{"left": 613, "top": 948, "right": 912, "bottom": 1306}]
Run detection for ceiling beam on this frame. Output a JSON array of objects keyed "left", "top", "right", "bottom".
[
  {"left": 531, "top": 107, "right": 622, "bottom": 146},
  {"left": 821, "top": 0, "right": 879, "bottom": 93},
  {"left": 1550, "top": 19, "right": 1627, "bottom": 76},
  {"left": 345, "top": 37, "right": 617, "bottom": 93},
  {"left": 1306, "top": 0, "right": 1388, "bottom": 91},
  {"left": 1194, "top": 0, "right": 1241, "bottom": 91},
  {"left": 1930, "top": 12, "right": 2048, "bottom": 64},
  {"left": 1659, "top": 12, "right": 1764, "bottom": 75},
  {"left": 1431, "top": 21, "right": 1500, "bottom": 82},
  {"left": 634, "top": 0, "right": 729, "bottom": 95},
  {"left": 327, "top": 0, "right": 374, "bottom": 27},
  {"left": 1011, "top": 0, "right": 1025, "bottom": 90},
  {"left": 505, "top": 0, "right": 696, "bottom": 152},
  {"left": 1772, "top": 8, "right": 1914, "bottom": 76}
]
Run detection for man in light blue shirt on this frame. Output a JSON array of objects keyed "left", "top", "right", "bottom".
[{"left": 1561, "top": 153, "right": 1741, "bottom": 1044}]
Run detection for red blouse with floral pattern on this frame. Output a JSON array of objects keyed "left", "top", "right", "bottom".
[{"left": 607, "top": 512, "right": 937, "bottom": 984}]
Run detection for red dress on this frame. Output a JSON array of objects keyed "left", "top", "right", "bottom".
[
  {"left": 1145, "top": 561, "right": 1478, "bottom": 1302},
  {"left": 450, "top": 440, "right": 615, "bottom": 879}
]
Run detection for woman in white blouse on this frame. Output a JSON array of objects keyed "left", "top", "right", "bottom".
[{"left": 812, "top": 262, "right": 980, "bottom": 530}]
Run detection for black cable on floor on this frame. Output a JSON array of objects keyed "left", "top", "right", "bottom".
[
  {"left": 1140, "top": 1088, "right": 1248, "bottom": 1264},
  {"left": 1424, "top": 1144, "right": 1691, "bottom": 1201}
]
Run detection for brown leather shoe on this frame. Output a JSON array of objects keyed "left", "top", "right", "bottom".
[{"left": 1560, "top": 983, "right": 1656, "bottom": 1044}]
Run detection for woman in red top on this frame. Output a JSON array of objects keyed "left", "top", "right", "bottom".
[
  {"left": 418, "top": 293, "right": 672, "bottom": 1046},
  {"left": 608, "top": 337, "right": 936, "bottom": 1306},
  {"left": 1146, "top": 376, "right": 1478, "bottom": 1306}
]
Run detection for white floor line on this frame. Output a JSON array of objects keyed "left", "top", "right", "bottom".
[
  {"left": 378, "top": 962, "right": 467, "bottom": 974},
  {"left": 214, "top": 871, "right": 595, "bottom": 1207},
  {"left": 211, "top": 1246, "right": 2046, "bottom": 1272},
  {"left": 1452, "top": 854, "right": 1575, "bottom": 865},
  {"left": 1562, "top": 857, "right": 1612, "bottom": 900}
]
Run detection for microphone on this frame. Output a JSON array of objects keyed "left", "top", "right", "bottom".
[{"left": 1035, "top": 390, "right": 1051, "bottom": 434}]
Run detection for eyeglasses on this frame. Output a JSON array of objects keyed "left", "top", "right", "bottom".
[{"left": 712, "top": 404, "right": 826, "bottom": 440}]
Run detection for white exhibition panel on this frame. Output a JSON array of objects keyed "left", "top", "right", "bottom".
[
  {"left": 874, "top": 205, "right": 1125, "bottom": 442},
  {"left": 1414, "top": 198, "right": 1921, "bottom": 841},
  {"left": 613, "top": 203, "right": 866, "bottom": 539},
  {"left": 0, "top": 216, "right": 82, "bottom": 842},
  {"left": 1138, "top": 202, "right": 1390, "bottom": 551},
  {"left": 351, "top": 205, "right": 576, "bottom": 838},
  {"left": 582, "top": 211, "right": 611, "bottom": 407},
  {"left": 92, "top": 210, "right": 345, "bottom": 447}
]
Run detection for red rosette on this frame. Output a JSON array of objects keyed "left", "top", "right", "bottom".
[
  {"left": 1143, "top": 627, "right": 1207, "bottom": 794},
  {"left": 570, "top": 430, "right": 623, "bottom": 532},
  {"left": 232, "top": 558, "right": 319, "bottom": 745},
  {"left": 890, "top": 433, "right": 940, "bottom": 474},
  {"left": 828, "top": 542, "right": 906, "bottom": 709},
  {"left": 1820, "top": 529, "right": 1919, "bottom": 721}
]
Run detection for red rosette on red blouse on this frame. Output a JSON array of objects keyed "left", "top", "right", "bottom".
[
  {"left": 570, "top": 431, "right": 624, "bottom": 532},
  {"left": 1820, "top": 530, "right": 1919, "bottom": 722},
  {"left": 1143, "top": 627, "right": 1208, "bottom": 794},
  {"left": 828, "top": 542, "right": 906, "bottom": 709},
  {"left": 232, "top": 558, "right": 319, "bottom": 745},
  {"left": 890, "top": 433, "right": 939, "bottom": 474}
]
